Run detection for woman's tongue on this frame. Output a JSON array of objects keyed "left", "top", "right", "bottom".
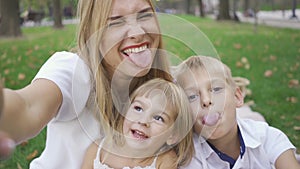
[
  {"left": 202, "top": 113, "right": 220, "bottom": 126},
  {"left": 128, "top": 49, "right": 152, "bottom": 68}
]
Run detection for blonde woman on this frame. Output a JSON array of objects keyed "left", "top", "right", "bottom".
[{"left": 0, "top": 0, "right": 173, "bottom": 168}]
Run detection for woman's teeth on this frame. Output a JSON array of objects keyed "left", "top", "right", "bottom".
[{"left": 123, "top": 45, "right": 147, "bottom": 55}]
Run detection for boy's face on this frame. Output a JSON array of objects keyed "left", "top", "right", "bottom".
[{"left": 179, "top": 67, "right": 243, "bottom": 140}]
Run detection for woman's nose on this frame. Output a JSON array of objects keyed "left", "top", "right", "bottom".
[{"left": 126, "top": 22, "right": 145, "bottom": 42}]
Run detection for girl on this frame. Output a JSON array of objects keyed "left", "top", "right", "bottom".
[{"left": 81, "top": 78, "right": 194, "bottom": 169}]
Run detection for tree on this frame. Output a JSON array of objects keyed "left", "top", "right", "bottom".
[
  {"left": 197, "top": 0, "right": 205, "bottom": 17},
  {"left": 217, "top": 0, "right": 231, "bottom": 20},
  {"left": 291, "top": 0, "right": 298, "bottom": 19},
  {"left": 52, "top": 0, "right": 63, "bottom": 29},
  {"left": 0, "top": 0, "right": 22, "bottom": 37}
]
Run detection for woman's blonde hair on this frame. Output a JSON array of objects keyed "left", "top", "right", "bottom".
[
  {"left": 75, "top": 0, "right": 172, "bottom": 134},
  {"left": 114, "top": 78, "right": 194, "bottom": 167}
]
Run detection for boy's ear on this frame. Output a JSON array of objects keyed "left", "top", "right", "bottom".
[
  {"left": 166, "top": 134, "right": 179, "bottom": 146},
  {"left": 235, "top": 87, "right": 244, "bottom": 108}
]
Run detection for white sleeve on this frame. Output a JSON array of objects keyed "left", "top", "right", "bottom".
[
  {"left": 264, "top": 125, "right": 296, "bottom": 164},
  {"left": 32, "top": 51, "right": 91, "bottom": 121}
]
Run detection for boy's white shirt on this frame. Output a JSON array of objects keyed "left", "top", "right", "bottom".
[
  {"left": 29, "top": 51, "right": 100, "bottom": 169},
  {"left": 181, "top": 117, "right": 296, "bottom": 169}
]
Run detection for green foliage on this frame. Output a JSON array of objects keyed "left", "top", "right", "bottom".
[{"left": 0, "top": 15, "right": 300, "bottom": 168}]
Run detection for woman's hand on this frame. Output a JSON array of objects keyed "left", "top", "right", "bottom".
[{"left": 0, "top": 83, "right": 15, "bottom": 160}]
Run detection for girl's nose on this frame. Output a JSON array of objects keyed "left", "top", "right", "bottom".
[{"left": 138, "top": 121, "right": 150, "bottom": 128}]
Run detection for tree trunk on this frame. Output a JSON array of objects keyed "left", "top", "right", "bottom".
[
  {"left": 243, "top": 0, "right": 249, "bottom": 14},
  {"left": 217, "top": 0, "right": 231, "bottom": 20},
  {"left": 186, "top": 0, "right": 191, "bottom": 14},
  {"left": 291, "top": 0, "right": 298, "bottom": 18},
  {"left": 0, "top": 0, "right": 22, "bottom": 37},
  {"left": 52, "top": 0, "right": 63, "bottom": 29},
  {"left": 198, "top": 0, "right": 205, "bottom": 17}
]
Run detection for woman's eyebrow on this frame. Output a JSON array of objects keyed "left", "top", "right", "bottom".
[
  {"left": 108, "top": 15, "right": 123, "bottom": 21},
  {"left": 108, "top": 7, "right": 152, "bottom": 21},
  {"left": 138, "top": 7, "right": 153, "bottom": 14}
]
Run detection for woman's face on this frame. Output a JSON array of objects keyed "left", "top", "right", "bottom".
[{"left": 101, "top": 0, "right": 160, "bottom": 78}]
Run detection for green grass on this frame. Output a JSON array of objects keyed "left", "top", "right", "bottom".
[{"left": 1, "top": 16, "right": 300, "bottom": 168}]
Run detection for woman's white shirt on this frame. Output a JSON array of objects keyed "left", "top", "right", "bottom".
[{"left": 29, "top": 51, "right": 100, "bottom": 169}]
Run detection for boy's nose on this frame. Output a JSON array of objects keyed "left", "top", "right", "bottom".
[{"left": 201, "top": 94, "right": 212, "bottom": 108}]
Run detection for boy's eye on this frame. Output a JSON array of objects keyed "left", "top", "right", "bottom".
[
  {"left": 137, "top": 12, "right": 153, "bottom": 21},
  {"left": 153, "top": 115, "right": 164, "bottom": 123},
  {"left": 211, "top": 87, "right": 223, "bottom": 93},
  {"left": 188, "top": 94, "right": 199, "bottom": 102},
  {"left": 134, "top": 106, "right": 143, "bottom": 113}
]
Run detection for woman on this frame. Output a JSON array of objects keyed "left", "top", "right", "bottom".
[{"left": 0, "top": 0, "right": 172, "bottom": 168}]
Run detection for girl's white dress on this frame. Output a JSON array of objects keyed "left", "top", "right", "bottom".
[{"left": 93, "top": 141, "right": 158, "bottom": 169}]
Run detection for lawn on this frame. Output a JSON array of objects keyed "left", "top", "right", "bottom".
[{"left": 0, "top": 15, "right": 299, "bottom": 168}]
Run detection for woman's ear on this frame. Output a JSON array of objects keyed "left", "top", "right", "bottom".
[{"left": 235, "top": 87, "right": 244, "bottom": 108}]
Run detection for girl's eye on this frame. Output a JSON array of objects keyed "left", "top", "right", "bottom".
[
  {"left": 134, "top": 106, "right": 143, "bottom": 113},
  {"left": 137, "top": 12, "right": 153, "bottom": 21},
  {"left": 153, "top": 115, "right": 164, "bottom": 123},
  {"left": 188, "top": 94, "right": 199, "bottom": 102}
]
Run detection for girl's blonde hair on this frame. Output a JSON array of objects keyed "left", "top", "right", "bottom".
[
  {"left": 114, "top": 78, "right": 194, "bottom": 167},
  {"left": 75, "top": 0, "right": 172, "bottom": 134},
  {"left": 173, "top": 55, "right": 236, "bottom": 90}
]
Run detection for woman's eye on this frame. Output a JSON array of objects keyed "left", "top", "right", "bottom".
[
  {"left": 153, "top": 115, "right": 164, "bottom": 122},
  {"left": 134, "top": 106, "right": 143, "bottom": 113},
  {"left": 188, "top": 94, "right": 199, "bottom": 102},
  {"left": 137, "top": 12, "right": 153, "bottom": 21},
  {"left": 108, "top": 19, "right": 125, "bottom": 27}
]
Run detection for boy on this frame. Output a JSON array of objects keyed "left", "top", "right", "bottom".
[{"left": 173, "top": 56, "right": 300, "bottom": 169}]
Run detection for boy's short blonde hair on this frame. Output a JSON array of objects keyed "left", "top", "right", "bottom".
[{"left": 172, "top": 55, "right": 237, "bottom": 90}]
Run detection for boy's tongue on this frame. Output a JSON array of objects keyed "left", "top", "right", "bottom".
[
  {"left": 128, "top": 49, "right": 152, "bottom": 68},
  {"left": 202, "top": 113, "right": 220, "bottom": 126}
]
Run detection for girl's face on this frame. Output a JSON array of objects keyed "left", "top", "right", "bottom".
[
  {"left": 180, "top": 68, "right": 243, "bottom": 140},
  {"left": 122, "top": 92, "right": 176, "bottom": 154},
  {"left": 101, "top": 0, "right": 160, "bottom": 78}
]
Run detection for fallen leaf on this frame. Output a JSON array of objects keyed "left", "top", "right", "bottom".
[
  {"left": 288, "top": 79, "right": 299, "bottom": 88},
  {"left": 26, "top": 150, "right": 38, "bottom": 161},
  {"left": 241, "top": 57, "right": 248, "bottom": 64},
  {"left": 269, "top": 55, "right": 277, "bottom": 61},
  {"left": 244, "top": 63, "right": 250, "bottom": 70},
  {"left": 264, "top": 70, "right": 273, "bottom": 77},
  {"left": 234, "top": 43, "right": 242, "bottom": 49},
  {"left": 236, "top": 61, "right": 243, "bottom": 68},
  {"left": 18, "top": 73, "right": 26, "bottom": 80},
  {"left": 20, "top": 140, "right": 28, "bottom": 147},
  {"left": 295, "top": 115, "right": 300, "bottom": 121},
  {"left": 286, "top": 97, "right": 298, "bottom": 103},
  {"left": 17, "top": 162, "right": 22, "bottom": 169},
  {"left": 293, "top": 126, "right": 300, "bottom": 131},
  {"left": 4, "top": 69, "right": 10, "bottom": 75}
]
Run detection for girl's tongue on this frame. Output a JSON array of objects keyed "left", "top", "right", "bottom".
[
  {"left": 128, "top": 49, "right": 152, "bottom": 68},
  {"left": 202, "top": 113, "right": 220, "bottom": 126}
]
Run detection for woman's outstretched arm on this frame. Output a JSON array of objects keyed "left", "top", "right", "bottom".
[{"left": 0, "top": 79, "right": 62, "bottom": 144}]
